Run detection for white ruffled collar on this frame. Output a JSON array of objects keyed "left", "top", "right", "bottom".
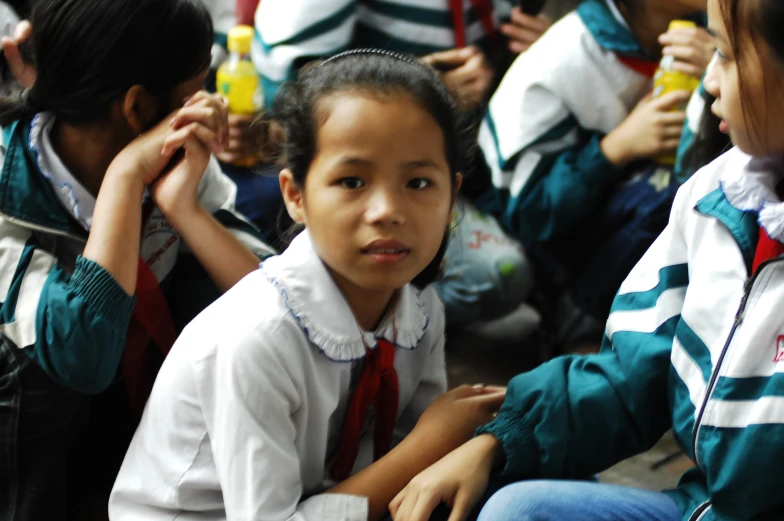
[
  {"left": 29, "top": 112, "right": 96, "bottom": 230},
  {"left": 719, "top": 149, "right": 784, "bottom": 242},
  {"left": 260, "top": 230, "right": 430, "bottom": 362}
]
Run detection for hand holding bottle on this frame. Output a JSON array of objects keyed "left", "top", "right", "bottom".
[
  {"left": 600, "top": 91, "right": 690, "bottom": 167},
  {"left": 658, "top": 25, "right": 715, "bottom": 79}
]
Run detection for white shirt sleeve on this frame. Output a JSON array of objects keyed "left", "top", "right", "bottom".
[
  {"left": 195, "top": 323, "right": 369, "bottom": 521},
  {"left": 395, "top": 291, "right": 447, "bottom": 434}
]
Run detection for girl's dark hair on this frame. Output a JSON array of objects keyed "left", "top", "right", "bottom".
[
  {"left": 719, "top": 0, "right": 784, "bottom": 147},
  {"left": 272, "top": 50, "right": 468, "bottom": 289},
  {"left": 681, "top": 92, "right": 731, "bottom": 177},
  {"left": 0, "top": 0, "right": 213, "bottom": 126}
]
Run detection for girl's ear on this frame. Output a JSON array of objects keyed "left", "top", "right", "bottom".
[
  {"left": 280, "top": 168, "right": 306, "bottom": 224},
  {"left": 122, "top": 85, "right": 160, "bottom": 135}
]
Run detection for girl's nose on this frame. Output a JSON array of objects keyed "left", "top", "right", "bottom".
[
  {"left": 704, "top": 60, "right": 720, "bottom": 98},
  {"left": 366, "top": 187, "right": 405, "bottom": 226}
]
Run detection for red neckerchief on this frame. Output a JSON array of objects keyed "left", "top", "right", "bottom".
[
  {"left": 752, "top": 226, "right": 784, "bottom": 274},
  {"left": 616, "top": 55, "right": 659, "bottom": 79},
  {"left": 330, "top": 337, "right": 400, "bottom": 481},
  {"left": 449, "top": 0, "right": 497, "bottom": 48},
  {"left": 121, "top": 206, "right": 177, "bottom": 414}
]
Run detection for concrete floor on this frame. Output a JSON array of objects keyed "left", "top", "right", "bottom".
[{"left": 445, "top": 330, "right": 688, "bottom": 492}]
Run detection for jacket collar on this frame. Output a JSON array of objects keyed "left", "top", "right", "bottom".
[
  {"left": 29, "top": 113, "right": 95, "bottom": 230},
  {"left": 577, "top": 0, "right": 648, "bottom": 58},
  {"left": 695, "top": 148, "right": 784, "bottom": 271},
  {"left": 0, "top": 119, "right": 86, "bottom": 239},
  {"left": 260, "top": 230, "right": 430, "bottom": 362},
  {"left": 695, "top": 188, "right": 759, "bottom": 272},
  {"left": 577, "top": 0, "right": 705, "bottom": 60}
]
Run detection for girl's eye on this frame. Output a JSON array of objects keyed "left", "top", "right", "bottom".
[
  {"left": 407, "top": 178, "right": 431, "bottom": 190},
  {"left": 715, "top": 48, "right": 729, "bottom": 62},
  {"left": 340, "top": 177, "right": 364, "bottom": 189}
]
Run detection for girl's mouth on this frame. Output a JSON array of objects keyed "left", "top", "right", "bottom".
[
  {"left": 361, "top": 240, "right": 411, "bottom": 265},
  {"left": 362, "top": 249, "right": 410, "bottom": 265}
]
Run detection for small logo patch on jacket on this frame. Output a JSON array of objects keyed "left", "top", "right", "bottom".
[{"left": 775, "top": 336, "right": 784, "bottom": 362}]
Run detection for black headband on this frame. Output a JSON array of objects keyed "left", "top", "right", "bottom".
[{"left": 319, "top": 48, "right": 419, "bottom": 68}]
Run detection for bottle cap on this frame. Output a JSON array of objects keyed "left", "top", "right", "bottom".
[
  {"left": 668, "top": 20, "right": 697, "bottom": 31},
  {"left": 228, "top": 25, "right": 254, "bottom": 54}
]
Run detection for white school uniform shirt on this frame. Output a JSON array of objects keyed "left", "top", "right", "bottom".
[{"left": 109, "top": 230, "right": 447, "bottom": 521}]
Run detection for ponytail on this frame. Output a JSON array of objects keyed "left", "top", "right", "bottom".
[{"left": 0, "top": 89, "right": 39, "bottom": 126}]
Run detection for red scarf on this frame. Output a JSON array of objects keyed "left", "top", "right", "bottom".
[
  {"left": 330, "top": 338, "right": 400, "bottom": 481},
  {"left": 449, "top": 0, "right": 496, "bottom": 48},
  {"left": 120, "top": 208, "right": 177, "bottom": 414},
  {"left": 616, "top": 55, "right": 658, "bottom": 79},
  {"left": 753, "top": 226, "right": 784, "bottom": 274}
]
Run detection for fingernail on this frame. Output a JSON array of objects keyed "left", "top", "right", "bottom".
[{"left": 473, "top": 383, "right": 485, "bottom": 390}]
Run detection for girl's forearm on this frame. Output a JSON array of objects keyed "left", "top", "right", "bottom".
[
  {"left": 168, "top": 206, "right": 259, "bottom": 293},
  {"left": 82, "top": 168, "right": 145, "bottom": 295}
]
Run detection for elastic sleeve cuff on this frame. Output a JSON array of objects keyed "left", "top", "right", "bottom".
[
  {"left": 70, "top": 256, "right": 136, "bottom": 325},
  {"left": 476, "top": 412, "right": 539, "bottom": 479},
  {"left": 584, "top": 133, "right": 624, "bottom": 183},
  {"left": 299, "top": 493, "right": 369, "bottom": 521}
]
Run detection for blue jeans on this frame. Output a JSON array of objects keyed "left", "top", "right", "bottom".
[{"left": 478, "top": 481, "right": 681, "bottom": 521}]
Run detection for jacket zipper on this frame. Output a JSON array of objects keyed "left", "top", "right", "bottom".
[
  {"left": 688, "top": 501, "right": 712, "bottom": 521},
  {"left": 0, "top": 211, "right": 86, "bottom": 244},
  {"left": 691, "top": 257, "right": 784, "bottom": 470}
]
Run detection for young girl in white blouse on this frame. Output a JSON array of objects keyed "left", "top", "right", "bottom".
[{"left": 109, "top": 49, "right": 505, "bottom": 521}]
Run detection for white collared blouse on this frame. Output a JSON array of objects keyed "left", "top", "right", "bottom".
[{"left": 109, "top": 231, "right": 447, "bottom": 521}]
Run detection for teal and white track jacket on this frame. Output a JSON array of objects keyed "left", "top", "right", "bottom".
[
  {"left": 0, "top": 117, "right": 274, "bottom": 394},
  {"left": 479, "top": 146, "right": 784, "bottom": 521},
  {"left": 477, "top": 0, "right": 656, "bottom": 244}
]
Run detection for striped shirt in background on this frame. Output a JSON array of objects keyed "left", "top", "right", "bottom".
[{"left": 252, "top": 0, "right": 516, "bottom": 107}]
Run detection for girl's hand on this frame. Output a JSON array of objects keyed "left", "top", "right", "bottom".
[
  {"left": 422, "top": 46, "right": 494, "bottom": 110},
  {"left": 215, "top": 113, "right": 260, "bottom": 165},
  {"left": 1, "top": 21, "right": 36, "bottom": 88},
  {"left": 600, "top": 90, "right": 690, "bottom": 167},
  {"left": 500, "top": 7, "right": 551, "bottom": 54},
  {"left": 107, "top": 91, "right": 228, "bottom": 189},
  {"left": 411, "top": 384, "right": 506, "bottom": 453},
  {"left": 390, "top": 435, "right": 501, "bottom": 521},
  {"left": 659, "top": 26, "right": 715, "bottom": 79},
  {"left": 152, "top": 91, "right": 229, "bottom": 219}
]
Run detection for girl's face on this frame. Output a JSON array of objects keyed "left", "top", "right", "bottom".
[
  {"left": 281, "top": 93, "right": 457, "bottom": 301},
  {"left": 116, "top": 67, "right": 209, "bottom": 142},
  {"left": 167, "top": 68, "right": 210, "bottom": 113},
  {"left": 705, "top": 0, "right": 784, "bottom": 156}
]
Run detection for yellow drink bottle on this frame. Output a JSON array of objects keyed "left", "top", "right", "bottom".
[
  {"left": 216, "top": 25, "right": 262, "bottom": 167},
  {"left": 653, "top": 20, "right": 701, "bottom": 165}
]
